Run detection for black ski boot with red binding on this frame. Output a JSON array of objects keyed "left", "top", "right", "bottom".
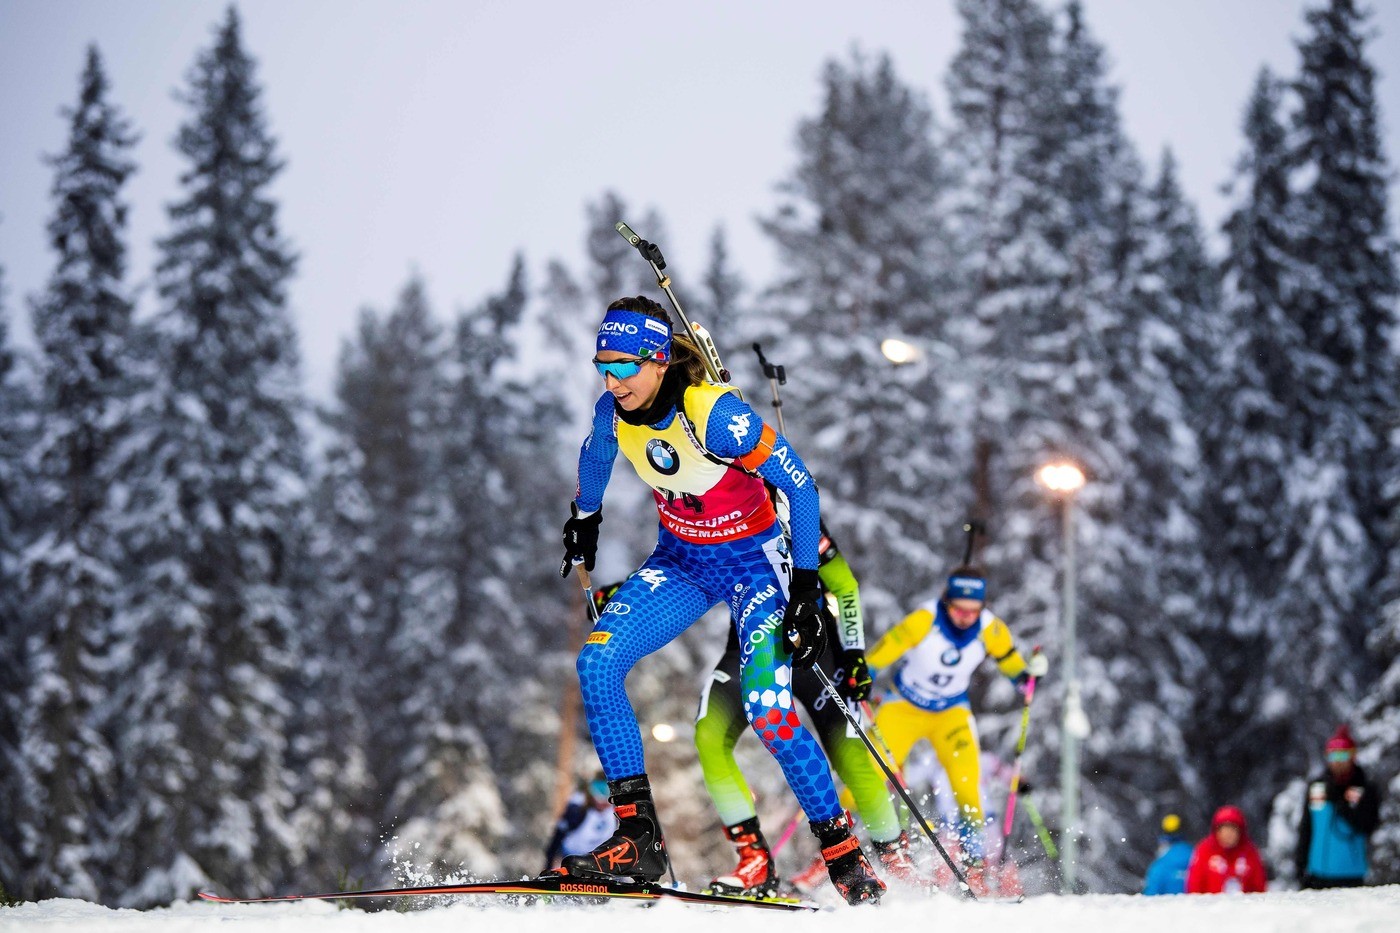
[
  {"left": 707, "top": 817, "right": 779, "bottom": 898},
  {"left": 560, "top": 774, "right": 668, "bottom": 882},
  {"left": 811, "top": 813, "right": 885, "bottom": 905}
]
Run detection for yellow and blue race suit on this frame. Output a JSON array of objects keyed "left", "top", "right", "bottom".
[
  {"left": 867, "top": 599, "right": 1028, "bottom": 858},
  {"left": 574, "top": 379, "right": 844, "bottom": 823}
]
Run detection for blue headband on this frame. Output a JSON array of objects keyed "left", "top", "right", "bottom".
[
  {"left": 596, "top": 309, "right": 671, "bottom": 361},
  {"left": 945, "top": 574, "right": 987, "bottom": 602}
]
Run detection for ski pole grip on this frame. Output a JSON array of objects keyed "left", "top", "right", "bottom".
[{"left": 573, "top": 560, "right": 593, "bottom": 593}]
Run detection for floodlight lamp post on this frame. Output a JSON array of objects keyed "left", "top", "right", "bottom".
[{"left": 1036, "top": 460, "right": 1087, "bottom": 895}]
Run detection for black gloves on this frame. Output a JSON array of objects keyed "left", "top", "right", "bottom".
[
  {"left": 782, "top": 569, "right": 826, "bottom": 668},
  {"left": 837, "top": 648, "right": 872, "bottom": 702},
  {"left": 560, "top": 505, "right": 602, "bottom": 577}
]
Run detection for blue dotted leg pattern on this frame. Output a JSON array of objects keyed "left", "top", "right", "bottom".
[
  {"left": 578, "top": 548, "right": 713, "bottom": 778},
  {"left": 576, "top": 523, "right": 841, "bottom": 823}
]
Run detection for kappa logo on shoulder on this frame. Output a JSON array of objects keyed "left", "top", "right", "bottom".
[{"left": 727, "top": 412, "right": 752, "bottom": 444}]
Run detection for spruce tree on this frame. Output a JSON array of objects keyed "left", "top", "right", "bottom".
[
  {"left": 315, "top": 276, "right": 453, "bottom": 868},
  {"left": 111, "top": 8, "right": 310, "bottom": 902},
  {"left": 1300, "top": 0, "right": 1400, "bottom": 884},
  {"left": 761, "top": 48, "right": 961, "bottom": 625},
  {"left": 946, "top": 0, "right": 1202, "bottom": 889},
  {"left": 1355, "top": 468, "right": 1400, "bottom": 882},
  {"left": 1204, "top": 64, "right": 1353, "bottom": 828},
  {"left": 1289, "top": 0, "right": 1398, "bottom": 658},
  {"left": 16, "top": 45, "right": 139, "bottom": 902},
  {"left": 0, "top": 253, "right": 35, "bottom": 899}
]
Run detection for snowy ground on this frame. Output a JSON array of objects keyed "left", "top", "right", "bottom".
[{"left": 5, "top": 886, "right": 1399, "bottom": 933}]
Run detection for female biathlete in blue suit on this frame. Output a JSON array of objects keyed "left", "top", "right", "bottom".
[{"left": 555, "top": 296, "right": 883, "bottom": 905}]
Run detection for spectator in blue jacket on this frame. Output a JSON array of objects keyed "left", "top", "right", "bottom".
[
  {"left": 1295, "top": 725, "right": 1381, "bottom": 889},
  {"left": 1143, "top": 813, "right": 1194, "bottom": 895}
]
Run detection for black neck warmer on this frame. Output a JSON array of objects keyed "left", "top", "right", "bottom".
[{"left": 615, "top": 367, "right": 688, "bottom": 426}]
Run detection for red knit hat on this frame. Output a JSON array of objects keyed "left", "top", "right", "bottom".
[
  {"left": 1212, "top": 805, "right": 1247, "bottom": 832},
  {"left": 1325, "top": 724, "right": 1357, "bottom": 754}
]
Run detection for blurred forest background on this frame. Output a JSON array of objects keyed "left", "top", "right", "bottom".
[{"left": 0, "top": 0, "right": 1396, "bottom": 905}]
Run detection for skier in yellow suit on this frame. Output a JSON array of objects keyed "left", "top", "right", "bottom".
[{"left": 866, "top": 565, "right": 1046, "bottom": 882}]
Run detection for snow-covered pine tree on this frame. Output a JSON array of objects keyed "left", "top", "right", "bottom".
[
  {"left": 15, "top": 46, "right": 139, "bottom": 902},
  {"left": 691, "top": 226, "right": 756, "bottom": 389},
  {"left": 760, "top": 47, "right": 963, "bottom": 626},
  {"left": 411, "top": 255, "right": 566, "bottom": 873},
  {"left": 1288, "top": 0, "right": 1398, "bottom": 666},
  {"left": 1296, "top": 0, "right": 1400, "bottom": 887},
  {"left": 1203, "top": 64, "right": 1348, "bottom": 832},
  {"left": 699, "top": 227, "right": 744, "bottom": 345},
  {"left": 1101, "top": 146, "right": 1220, "bottom": 851},
  {"left": 313, "top": 275, "right": 462, "bottom": 876},
  {"left": 109, "top": 8, "right": 311, "bottom": 904},
  {"left": 1355, "top": 456, "right": 1400, "bottom": 882},
  {"left": 0, "top": 252, "right": 35, "bottom": 899},
  {"left": 945, "top": 0, "right": 1202, "bottom": 889},
  {"left": 586, "top": 192, "right": 669, "bottom": 309},
  {"left": 297, "top": 396, "right": 382, "bottom": 884}
]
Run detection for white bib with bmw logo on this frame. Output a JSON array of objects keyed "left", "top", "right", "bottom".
[{"left": 892, "top": 602, "right": 991, "bottom": 711}]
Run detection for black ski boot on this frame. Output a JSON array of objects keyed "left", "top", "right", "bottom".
[
  {"left": 707, "top": 817, "right": 779, "bottom": 898},
  {"left": 560, "top": 774, "right": 668, "bottom": 883},
  {"left": 811, "top": 814, "right": 884, "bottom": 905}
]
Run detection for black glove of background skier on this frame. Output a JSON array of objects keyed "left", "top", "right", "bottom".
[
  {"left": 836, "top": 648, "right": 872, "bottom": 702},
  {"left": 560, "top": 505, "right": 602, "bottom": 578},
  {"left": 782, "top": 569, "right": 825, "bottom": 669}
]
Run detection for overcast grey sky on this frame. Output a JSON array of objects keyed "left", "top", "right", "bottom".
[{"left": 2, "top": 1, "right": 1397, "bottom": 400}]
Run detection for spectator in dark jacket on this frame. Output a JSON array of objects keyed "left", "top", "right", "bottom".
[
  {"left": 1296, "top": 724, "right": 1381, "bottom": 889},
  {"left": 1144, "top": 813, "right": 1193, "bottom": 895},
  {"left": 1186, "top": 805, "right": 1267, "bottom": 894}
]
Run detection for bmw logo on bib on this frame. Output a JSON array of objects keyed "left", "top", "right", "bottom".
[
  {"left": 941, "top": 646, "right": 962, "bottom": 666},
  {"left": 646, "top": 438, "right": 680, "bottom": 476}
]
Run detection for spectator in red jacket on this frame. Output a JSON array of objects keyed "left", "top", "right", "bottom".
[{"left": 1186, "top": 805, "right": 1268, "bottom": 894}]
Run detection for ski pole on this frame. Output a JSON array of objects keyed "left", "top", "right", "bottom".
[
  {"left": 859, "top": 699, "right": 937, "bottom": 844},
  {"left": 574, "top": 561, "right": 601, "bottom": 625},
  {"left": 1001, "top": 646, "right": 1042, "bottom": 850},
  {"left": 1020, "top": 793, "right": 1059, "bottom": 861},
  {"left": 752, "top": 343, "right": 788, "bottom": 436},
  {"left": 806, "top": 665, "right": 975, "bottom": 900},
  {"left": 571, "top": 560, "right": 681, "bottom": 888},
  {"left": 616, "top": 221, "right": 730, "bottom": 385},
  {"left": 858, "top": 700, "right": 902, "bottom": 777},
  {"left": 770, "top": 809, "right": 804, "bottom": 856}
]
